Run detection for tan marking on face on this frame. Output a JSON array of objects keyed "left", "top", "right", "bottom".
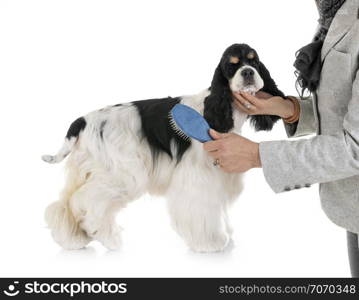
[
  {"left": 247, "top": 52, "right": 255, "bottom": 59},
  {"left": 229, "top": 56, "right": 240, "bottom": 64}
]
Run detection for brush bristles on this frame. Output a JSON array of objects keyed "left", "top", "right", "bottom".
[{"left": 168, "top": 112, "right": 191, "bottom": 141}]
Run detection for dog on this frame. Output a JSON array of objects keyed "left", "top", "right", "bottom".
[{"left": 42, "top": 43, "right": 284, "bottom": 252}]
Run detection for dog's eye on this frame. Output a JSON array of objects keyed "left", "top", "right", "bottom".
[
  {"left": 229, "top": 56, "right": 240, "bottom": 64},
  {"left": 247, "top": 52, "right": 256, "bottom": 60}
]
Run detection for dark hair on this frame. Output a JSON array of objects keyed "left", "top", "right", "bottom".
[
  {"left": 204, "top": 44, "right": 285, "bottom": 132},
  {"left": 203, "top": 64, "right": 234, "bottom": 133},
  {"left": 249, "top": 61, "right": 285, "bottom": 131}
]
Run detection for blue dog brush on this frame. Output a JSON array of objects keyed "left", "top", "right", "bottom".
[{"left": 169, "top": 104, "right": 213, "bottom": 143}]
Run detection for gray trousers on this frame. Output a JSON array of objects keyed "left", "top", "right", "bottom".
[{"left": 347, "top": 231, "right": 359, "bottom": 278}]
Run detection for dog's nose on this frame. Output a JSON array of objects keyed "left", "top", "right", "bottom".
[{"left": 241, "top": 68, "right": 254, "bottom": 79}]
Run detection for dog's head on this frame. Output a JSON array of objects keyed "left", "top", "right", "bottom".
[{"left": 204, "top": 43, "right": 285, "bottom": 132}]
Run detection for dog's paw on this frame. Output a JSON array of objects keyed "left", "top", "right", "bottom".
[
  {"left": 100, "top": 234, "right": 122, "bottom": 251},
  {"left": 51, "top": 230, "right": 92, "bottom": 250},
  {"left": 42, "top": 155, "right": 56, "bottom": 163},
  {"left": 189, "top": 232, "right": 230, "bottom": 253},
  {"left": 93, "top": 225, "right": 123, "bottom": 251}
]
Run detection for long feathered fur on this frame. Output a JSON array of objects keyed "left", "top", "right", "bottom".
[{"left": 42, "top": 44, "right": 283, "bottom": 252}]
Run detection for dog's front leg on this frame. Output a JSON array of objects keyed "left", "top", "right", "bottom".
[{"left": 166, "top": 183, "right": 230, "bottom": 253}]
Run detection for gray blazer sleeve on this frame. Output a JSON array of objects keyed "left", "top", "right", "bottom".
[
  {"left": 283, "top": 96, "right": 317, "bottom": 138},
  {"left": 259, "top": 70, "right": 359, "bottom": 193}
]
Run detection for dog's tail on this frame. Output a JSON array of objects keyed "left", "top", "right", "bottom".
[{"left": 42, "top": 117, "right": 87, "bottom": 164}]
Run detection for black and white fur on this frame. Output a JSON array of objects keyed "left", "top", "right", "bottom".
[{"left": 43, "top": 44, "right": 284, "bottom": 252}]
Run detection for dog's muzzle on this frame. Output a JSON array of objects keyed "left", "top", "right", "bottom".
[{"left": 241, "top": 68, "right": 255, "bottom": 85}]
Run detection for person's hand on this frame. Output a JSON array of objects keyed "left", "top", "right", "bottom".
[
  {"left": 203, "top": 129, "right": 261, "bottom": 173},
  {"left": 233, "top": 91, "right": 294, "bottom": 119}
]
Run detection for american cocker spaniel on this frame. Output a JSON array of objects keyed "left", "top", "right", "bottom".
[{"left": 42, "top": 43, "right": 284, "bottom": 252}]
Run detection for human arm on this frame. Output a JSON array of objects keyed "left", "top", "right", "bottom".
[{"left": 233, "top": 92, "right": 317, "bottom": 137}]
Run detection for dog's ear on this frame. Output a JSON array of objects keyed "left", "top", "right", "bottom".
[
  {"left": 204, "top": 64, "right": 234, "bottom": 133},
  {"left": 249, "top": 114, "right": 280, "bottom": 131},
  {"left": 258, "top": 61, "right": 285, "bottom": 97},
  {"left": 249, "top": 61, "right": 283, "bottom": 131}
]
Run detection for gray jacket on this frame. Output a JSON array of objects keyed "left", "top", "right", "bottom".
[{"left": 259, "top": 0, "right": 359, "bottom": 234}]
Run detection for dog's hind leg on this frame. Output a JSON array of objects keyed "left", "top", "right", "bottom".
[
  {"left": 45, "top": 167, "right": 92, "bottom": 250},
  {"left": 70, "top": 170, "right": 147, "bottom": 251},
  {"left": 69, "top": 180, "right": 126, "bottom": 251},
  {"left": 45, "top": 200, "right": 92, "bottom": 250}
]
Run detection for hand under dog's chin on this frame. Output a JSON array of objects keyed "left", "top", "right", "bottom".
[{"left": 232, "top": 86, "right": 258, "bottom": 96}]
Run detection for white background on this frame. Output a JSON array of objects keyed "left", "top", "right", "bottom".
[{"left": 0, "top": 0, "right": 350, "bottom": 277}]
